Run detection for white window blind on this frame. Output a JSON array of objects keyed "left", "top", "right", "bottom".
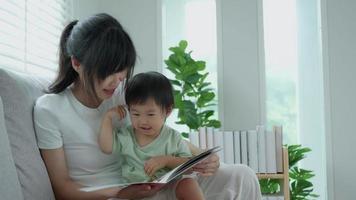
[{"left": 0, "top": 0, "right": 71, "bottom": 76}]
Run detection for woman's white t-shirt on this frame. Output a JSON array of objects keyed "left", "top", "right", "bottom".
[{"left": 34, "top": 88, "right": 129, "bottom": 187}]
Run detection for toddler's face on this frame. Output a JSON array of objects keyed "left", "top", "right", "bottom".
[{"left": 129, "top": 98, "right": 168, "bottom": 138}]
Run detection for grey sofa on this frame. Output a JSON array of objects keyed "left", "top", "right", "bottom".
[{"left": 0, "top": 68, "right": 55, "bottom": 200}]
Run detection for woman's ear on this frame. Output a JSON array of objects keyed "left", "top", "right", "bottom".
[{"left": 71, "top": 57, "right": 81, "bottom": 72}]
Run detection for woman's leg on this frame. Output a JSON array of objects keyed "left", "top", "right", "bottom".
[
  {"left": 197, "top": 163, "right": 262, "bottom": 200},
  {"left": 175, "top": 178, "right": 204, "bottom": 200},
  {"left": 143, "top": 163, "right": 262, "bottom": 200}
]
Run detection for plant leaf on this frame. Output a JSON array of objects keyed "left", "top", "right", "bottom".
[
  {"left": 181, "top": 132, "right": 189, "bottom": 138},
  {"left": 179, "top": 40, "right": 188, "bottom": 51}
]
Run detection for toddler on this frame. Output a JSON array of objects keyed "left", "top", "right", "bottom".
[{"left": 99, "top": 71, "right": 204, "bottom": 200}]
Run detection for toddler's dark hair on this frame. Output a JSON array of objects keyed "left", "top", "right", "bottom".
[{"left": 125, "top": 72, "right": 174, "bottom": 111}]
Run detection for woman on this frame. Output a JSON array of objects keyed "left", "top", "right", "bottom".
[{"left": 34, "top": 13, "right": 261, "bottom": 199}]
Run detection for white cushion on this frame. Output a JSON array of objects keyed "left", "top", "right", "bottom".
[
  {"left": 0, "top": 68, "right": 55, "bottom": 200},
  {"left": 0, "top": 97, "right": 24, "bottom": 200}
]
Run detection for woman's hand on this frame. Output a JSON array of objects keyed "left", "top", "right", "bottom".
[
  {"left": 185, "top": 141, "right": 221, "bottom": 176},
  {"left": 192, "top": 153, "right": 220, "bottom": 176},
  {"left": 116, "top": 184, "right": 162, "bottom": 199}
]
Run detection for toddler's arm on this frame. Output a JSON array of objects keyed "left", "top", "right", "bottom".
[
  {"left": 144, "top": 156, "right": 190, "bottom": 177},
  {"left": 98, "top": 105, "right": 126, "bottom": 154}
]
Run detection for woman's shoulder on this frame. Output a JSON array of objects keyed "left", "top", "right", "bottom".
[
  {"left": 35, "top": 89, "right": 70, "bottom": 111},
  {"left": 37, "top": 89, "right": 69, "bottom": 102}
]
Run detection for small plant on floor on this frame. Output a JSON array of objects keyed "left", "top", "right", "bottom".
[
  {"left": 259, "top": 144, "right": 319, "bottom": 200},
  {"left": 164, "top": 40, "right": 221, "bottom": 137}
]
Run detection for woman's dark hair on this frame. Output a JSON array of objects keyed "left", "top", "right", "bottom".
[
  {"left": 125, "top": 72, "right": 174, "bottom": 111},
  {"left": 49, "top": 13, "right": 136, "bottom": 100}
]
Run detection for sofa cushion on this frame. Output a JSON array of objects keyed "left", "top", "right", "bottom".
[
  {"left": 0, "top": 97, "right": 24, "bottom": 200},
  {"left": 0, "top": 68, "right": 55, "bottom": 200}
]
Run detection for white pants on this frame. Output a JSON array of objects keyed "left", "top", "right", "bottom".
[{"left": 144, "top": 163, "right": 262, "bottom": 200}]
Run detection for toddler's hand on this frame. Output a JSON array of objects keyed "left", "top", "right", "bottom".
[
  {"left": 106, "top": 105, "right": 127, "bottom": 120},
  {"left": 115, "top": 105, "right": 127, "bottom": 120},
  {"left": 144, "top": 156, "right": 168, "bottom": 178}
]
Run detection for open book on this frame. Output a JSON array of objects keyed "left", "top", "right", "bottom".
[{"left": 80, "top": 146, "right": 222, "bottom": 192}]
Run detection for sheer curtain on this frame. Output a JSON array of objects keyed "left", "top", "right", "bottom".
[{"left": 263, "top": 0, "right": 326, "bottom": 198}]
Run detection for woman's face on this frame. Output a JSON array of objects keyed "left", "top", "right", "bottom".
[{"left": 95, "top": 69, "right": 128, "bottom": 100}]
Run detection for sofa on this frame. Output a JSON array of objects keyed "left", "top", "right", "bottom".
[{"left": 0, "top": 68, "right": 55, "bottom": 200}]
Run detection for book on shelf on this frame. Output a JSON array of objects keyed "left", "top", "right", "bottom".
[
  {"left": 233, "top": 130, "right": 241, "bottom": 164},
  {"left": 223, "top": 131, "right": 234, "bottom": 164},
  {"left": 273, "top": 126, "right": 283, "bottom": 173},
  {"left": 247, "top": 130, "right": 259, "bottom": 172},
  {"left": 206, "top": 127, "right": 214, "bottom": 149},
  {"left": 199, "top": 127, "right": 207, "bottom": 149},
  {"left": 188, "top": 130, "right": 200, "bottom": 147},
  {"left": 213, "top": 130, "right": 224, "bottom": 162},
  {"left": 266, "top": 130, "right": 277, "bottom": 173},
  {"left": 257, "top": 125, "right": 267, "bottom": 173},
  {"left": 80, "top": 146, "right": 222, "bottom": 192},
  {"left": 240, "top": 130, "right": 249, "bottom": 166}
]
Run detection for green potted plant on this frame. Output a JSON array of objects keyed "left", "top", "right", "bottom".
[
  {"left": 164, "top": 40, "right": 221, "bottom": 137},
  {"left": 260, "top": 144, "right": 319, "bottom": 199}
]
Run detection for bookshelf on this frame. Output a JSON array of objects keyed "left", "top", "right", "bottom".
[
  {"left": 257, "top": 148, "right": 290, "bottom": 200},
  {"left": 189, "top": 126, "right": 288, "bottom": 199}
]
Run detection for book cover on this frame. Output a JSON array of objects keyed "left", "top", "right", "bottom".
[
  {"left": 213, "top": 130, "right": 224, "bottom": 162},
  {"left": 233, "top": 130, "right": 241, "bottom": 164},
  {"left": 247, "top": 130, "right": 259, "bottom": 172},
  {"left": 240, "top": 130, "right": 249, "bottom": 166},
  {"left": 198, "top": 127, "right": 207, "bottom": 149},
  {"left": 223, "top": 131, "right": 234, "bottom": 164},
  {"left": 266, "top": 130, "right": 277, "bottom": 173},
  {"left": 273, "top": 126, "right": 283, "bottom": 173},
  {"left": 189, "top": 130, "right": 200, "bottom": 147},
  {"left": 257, "top": 125, "right": 267, "bottom": 173},
  {"left": 206, "top": 127, "right": 214, "bottom": 149}
]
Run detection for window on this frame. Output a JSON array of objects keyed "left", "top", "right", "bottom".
[
  {"left": 262, "top": 0, "right": 298, "bottom": 144},
  {"left": 0, "top": 0, "right": 71, "bottom": 77},
  {"left": 162, "top": 0, "right": 218, "bottom": 133},
  {"left": 262, "top": 0, "right": 326, "bottom": 198}
]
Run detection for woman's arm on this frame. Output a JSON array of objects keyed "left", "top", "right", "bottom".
[
  {"left": 144, "top": 156, "right": 189, "bottom": 177},
  {"left": 42, "top": 148, "right": 159, "bottom": 200},
  {"left": 41, "top": 148, "right": 117, "bottom": 200}
]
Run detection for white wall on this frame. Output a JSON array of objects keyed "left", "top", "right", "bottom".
[
  {"left": 73, "top": 0, "right": 161, "bottom": 74},
  {"left": 321, "top": 0, "right": 356, "bottom": 199},
  {"left": 72, "top": 0, "right": 99, "bottom": 19},
  {"left": 217, "top": 0, "right": 263, "bottom": 130}
]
